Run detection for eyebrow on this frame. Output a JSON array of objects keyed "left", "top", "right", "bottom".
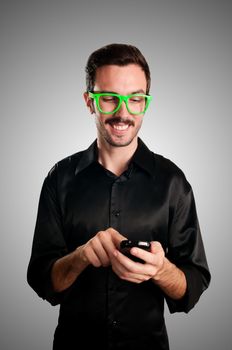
[{"left": 94, "top": 89, "right": 147, "bottom": 95}]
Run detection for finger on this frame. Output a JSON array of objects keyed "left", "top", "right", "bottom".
[
  {"left": 86, "top": 234, "right": 110, "bottom": 267},
  {"left": 129, "top": 246, "right": 164, "bottom": 277},
  {"left": 84, "top": 245, "right": 103, "bottom": 267},
  {"left": 150, "top": 241, "right": 164, "bottom": 254},
  {"left": 112, "top": 257, "right": 150, "bottom": 283},
  {"left": 129, "top": 247, "right": 155, "bottom": 264},
  {"left": 92, "top": 236, "right": 111, "bottom": 266},
  {"left": 113, "top": 249, "right": 146, "bottom": 274},
  {"left": 107, "top": 227, "right": 127, "bottom": 247},
  {"left": 113, "top": 268, "right": 149, "bottom": 284},
  {"left": 112, "top": 250, "right": 158, "bottom": 281},
  {"left": 97, "top": 229, "right": 121, "bottom": 259}
]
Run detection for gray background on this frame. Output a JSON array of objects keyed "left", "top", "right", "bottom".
[{"left": 1, "top": 0, "right": 231, "bottom": 349}]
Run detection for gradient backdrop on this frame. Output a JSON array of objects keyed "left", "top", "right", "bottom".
[{"left": 1, "top": 0, "right": 231, "bottom": 349}]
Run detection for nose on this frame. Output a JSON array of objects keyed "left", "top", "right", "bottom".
[{"left": 115, "top": 100, "right": 130, "bottom": 117}]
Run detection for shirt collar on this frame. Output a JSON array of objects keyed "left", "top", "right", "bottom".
[
  {"left": 132, "top": 138, "right": 156, "bottom": 177},
  {"left": 75, "top": 138, "right": 156, "bottom": 178},
  {"left": 74, "top": 140, "right": 97, "bottom": 175}
]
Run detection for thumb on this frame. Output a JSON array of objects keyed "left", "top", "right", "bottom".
[{"left": 150, "top": 241, "right": 164, "bottom": 254}]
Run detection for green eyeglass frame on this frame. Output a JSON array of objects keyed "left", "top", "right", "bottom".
[{"left": 88, "top": 92, "right": 152, "bottom": 115}]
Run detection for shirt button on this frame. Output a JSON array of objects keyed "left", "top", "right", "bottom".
[{"left": 114, "top": 211, "right": 120, "bottom": 217}]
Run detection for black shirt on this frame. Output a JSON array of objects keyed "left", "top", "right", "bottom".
[{"left": 27, "top": 138, "right": 211, "bottom": 350}]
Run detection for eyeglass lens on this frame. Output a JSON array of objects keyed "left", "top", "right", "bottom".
[{"left": 98, "top": 95, "right": 147, "bottom": 114}]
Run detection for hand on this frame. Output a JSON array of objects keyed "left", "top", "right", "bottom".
[
  {"left": 111, "top": 241, "right": 165, "bottom": 283},
  {"left": 51, "top": 228, "right": 125, "bottom": 293},
  {"left": 79, "top": 227, "right": 126, "bottom": 267}
]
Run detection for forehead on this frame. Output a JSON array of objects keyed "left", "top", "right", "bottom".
[{"left": 94, "top": 64, "right": 147, "bottom": 94}]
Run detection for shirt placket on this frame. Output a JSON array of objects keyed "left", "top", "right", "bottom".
[{"left": 107, "top": 175, "right": 127, "bottom": 349}]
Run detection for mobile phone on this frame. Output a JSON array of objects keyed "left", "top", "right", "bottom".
[{"left": 120, "top": 240, "right": 151, "bottom": 263}]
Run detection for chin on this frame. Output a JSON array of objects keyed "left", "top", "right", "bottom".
[{"left": 107, "top": 136, "right": 135, "bottom": 148}]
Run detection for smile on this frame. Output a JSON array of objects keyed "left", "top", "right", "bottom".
[{"left": 112, "top": 124, "right": 129, "bottom": 131}]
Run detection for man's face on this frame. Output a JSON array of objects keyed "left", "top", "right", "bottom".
[{"left": 85, "top": 64, "right": 148, "bottom": 148}]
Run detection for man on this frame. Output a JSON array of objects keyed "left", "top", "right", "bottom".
[{"left": 27, "top": 43, "right": 211, "bottom": 350}]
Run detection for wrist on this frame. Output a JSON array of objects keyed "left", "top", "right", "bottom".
[
  {"left": 152, "top": 258, "right": 187, "bottom": 300},
  {"left": 152, "top": 257, "right": 175, "bottom": 284},
  {"left": 73, "top": 245, "right": 90, "bottom": 272}
]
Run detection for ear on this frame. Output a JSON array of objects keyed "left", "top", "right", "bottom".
[{"left": 83, "top": 92, "right": 95, "bottom": 114}]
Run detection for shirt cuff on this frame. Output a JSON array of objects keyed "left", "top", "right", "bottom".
[{"left": 165, "top": 265, "right": 206, "bottom": 314}]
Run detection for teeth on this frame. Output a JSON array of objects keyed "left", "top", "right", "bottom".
[{"left": 112, "top": 124, "right": 129, "bottom": 130}]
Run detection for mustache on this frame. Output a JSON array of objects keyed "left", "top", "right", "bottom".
[{"left": 105, "top": 117, "right": 135, "bottom": 126}]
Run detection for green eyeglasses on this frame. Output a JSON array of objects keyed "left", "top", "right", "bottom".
[{"left": 88, "top": 92, "right": 152, "bottom": 115}]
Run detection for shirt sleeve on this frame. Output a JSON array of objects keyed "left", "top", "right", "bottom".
[
  {"left": 27, "top": 165, "right": 68, "bottom": 306},
  {"left": 165, "top": 179, "right": 211, "bottom": 314}
]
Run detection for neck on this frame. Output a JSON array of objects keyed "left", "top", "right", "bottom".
[{"left": 97, "top": 138, "right": 138, "bottom": 176}]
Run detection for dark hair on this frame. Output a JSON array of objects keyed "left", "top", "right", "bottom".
[{"left": 85, "top": 43, "right": 151, "bottom": 93}]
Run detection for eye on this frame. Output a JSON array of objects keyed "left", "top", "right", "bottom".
[
  {"left": 129, "top": 96, "right": 145, "bottom": 103},
  {"left": 102, "top": 97, "right": 114, "bottom": 102},
  {"left": 101, "top": 95, "right": 118, "bottom": 103}
]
